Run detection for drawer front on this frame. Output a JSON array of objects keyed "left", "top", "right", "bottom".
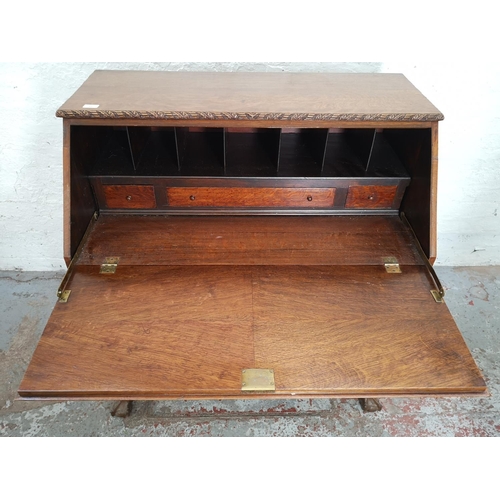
[
  {"left": 345, "top": 185, "right": 398, "bottom": 209},
  {"left": 103, "top": 185, "right": 157, "bottom": 209},
  {"left": 166, "top": 187, "right": 336, "bottom": 208}
]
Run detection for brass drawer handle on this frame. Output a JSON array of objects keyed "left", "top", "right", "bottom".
[
  {"left": 307, "top": 196, "right": 313, "bottom": 201},
  {"left": 126, "top": 195, "right": 132, "bottom": 201},
  {"left": 190, "top": 195, "right": 196, "bottom": 201}
]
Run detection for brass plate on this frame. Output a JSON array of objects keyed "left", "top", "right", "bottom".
[{"left": 241, "top": 369, "right": 275, "bottom": 392}]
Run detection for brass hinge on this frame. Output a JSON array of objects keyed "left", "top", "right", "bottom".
[
  {"left": 241, "top": 369, "right": 275, "bottom": 392},
  {"left": 383, "top": 257, "right": 401, "bottom": 273},
  {"left": 100, "top": 257, "right": 120, "bottom": 274}
]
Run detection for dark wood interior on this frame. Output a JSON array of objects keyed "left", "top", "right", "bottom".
[
  {"left": 85, "top": 126, "right": 413, "bottom": 179},
  {"left": 68, "top": 126, "right": 99, "bottom": 256},
  {"left": 75, "top": 125, "right": 416, "bottom": 254},
  {"left": 386, "top": 127, "right": 434, "bottom": 259}
]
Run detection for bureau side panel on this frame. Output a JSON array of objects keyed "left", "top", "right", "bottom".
[
  {"left": 429, "top": 122, "right": 439, "bottom": 264},
  {"left": 386, "top": 127, "right": 434, "bottom": 260},
  {"left": 63, "top": 121, "right": 71, "bottom": 264},
  {"left": 65, "top": 124, "right": 99, "bottom": 262}
]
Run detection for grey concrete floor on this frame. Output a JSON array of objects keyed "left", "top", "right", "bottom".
[{"left": 0, "top": 267, "right": 499, "bottom": 437}]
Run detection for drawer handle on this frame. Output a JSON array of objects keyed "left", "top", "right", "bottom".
[
  {"left": 307, "top": 196, "right": 313, "bottom": 201},
  {"left": 368, "top": 195, "right": 374, "bottom": 200},
  {"left": 126, "top": 195, "right": 132, "bottom": 201},
  {"left": 190, "top": 195, "right": 196, "bottom": 201}
]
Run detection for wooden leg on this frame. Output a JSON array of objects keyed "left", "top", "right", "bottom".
[
  {"left": 111, "top": 400, "right": 133, "bottom": 418},
  {"left": 359, "top": 398, "right": 382, "bottom": 413}
]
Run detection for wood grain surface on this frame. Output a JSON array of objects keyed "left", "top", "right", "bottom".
[
  {"left": 345, "top": 185, "right": 398, "bottom": 209},
  {"left": 103, "top": 185, "right": 156, "bottom": 209},
  {"left": 19, "top": 266, "right": 254, "bottom": 398},
  {"left": 19, "top": 265, "right": 485, "bottom": 399},
  {"left": 57, "top": 71, "right": 444, "bottom": 122},
  {"left": 166, "top": 187, "right": 335, "bottom": 208},
  {"left": 77, "top": 215, "right": 422, "bottom": 266},
  {"left": 252, "top": 266, "right": 485, "bottom": 395}
]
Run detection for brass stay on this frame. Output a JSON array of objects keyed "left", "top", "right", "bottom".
[
  {"left": 400, "top": 212, "right": 445, "bottom": 303},
  {"left": 57, "top": 212, "right": 98, "bottom": 303}
]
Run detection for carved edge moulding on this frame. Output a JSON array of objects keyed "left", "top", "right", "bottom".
[{"left": 56, "top": 110, "right": 445, "bottom": 121}]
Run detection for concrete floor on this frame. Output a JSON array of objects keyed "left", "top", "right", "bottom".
[{"left": 0, "top": 267, "right": 499, "bottom": 437}]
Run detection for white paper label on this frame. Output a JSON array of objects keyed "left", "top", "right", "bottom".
[{"left": 83, "top": 104, "right": 100, "bottom": 109}]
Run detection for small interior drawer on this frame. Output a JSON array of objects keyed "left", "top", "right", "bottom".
[
  {"left": 102, "top": 185, "right": 156, "bottom": 209},
  {"left": 345, "top": 185, "right": 398, "bottom": 209},
  {"left": 166, "top": 187, "right": 336, "bottom": 208}
]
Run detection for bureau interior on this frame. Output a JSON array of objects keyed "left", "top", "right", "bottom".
[{"left": 68, "top": 125, "right": 433, "bottom": 260}]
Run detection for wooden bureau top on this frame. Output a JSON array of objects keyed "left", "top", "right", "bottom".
[{"left": 56, "top": 71, "right": 443, "bottom": 122}]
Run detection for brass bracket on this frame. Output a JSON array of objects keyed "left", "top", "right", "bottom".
[
  {"left": 383, "top": 257, "right": 401, "bottom": 273},
  {"left": 100, "top": 257, "right": 120, "bottom": 274},
  {"left": 57, "top": 212, "right": 98, "bottom": 303},
  {"left": 58, "top": 290, "right": 71, "bottom": 303},
  {"left": 241, "top": 369, "right": 275, "bottom": 392},
  {"left": 430, "top": 290, "right": 445, "bottom": 303}
]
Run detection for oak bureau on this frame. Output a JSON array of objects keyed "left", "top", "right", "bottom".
[{"left": 19, "top": 71, "right": 486, "bottom": 408}]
